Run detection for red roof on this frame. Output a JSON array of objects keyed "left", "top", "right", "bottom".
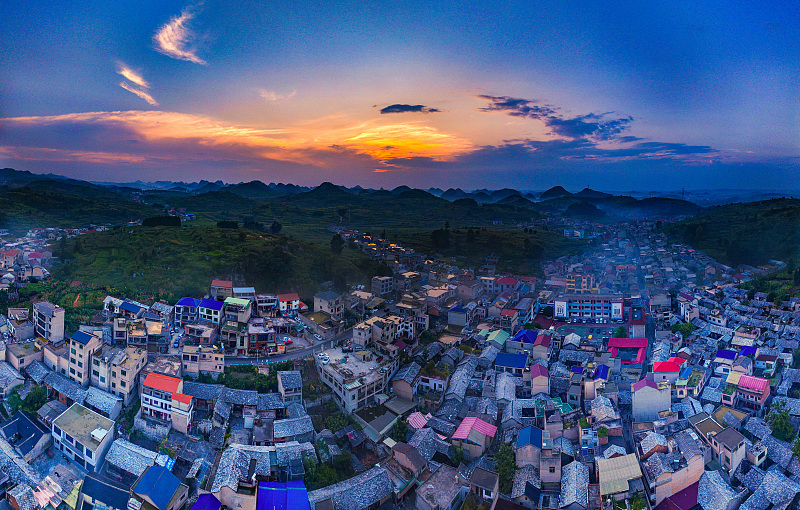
[
  {"left": 534, "top": 334, "right": 551, "bottom": 347},
  {"left": 172, "top": 393, "right": 192, "bottom": 404},
  {"left": 738, "top": 375, "right": 769, "bottom": 392},
  {"left": 495, "top": 277, "right": 518, "bottom": 287},
  {"left": 530, "top": 364, "right": 549, "bottom": 378},
  {"left": 278, "top": 293, "right": 300, "bottom": 302},
  {"left": 632, "top": 379, "right": 658, "bottom": 392},
  {"left": 211, "top": 280, "right": 233, "bottom": 288},
  {"left": 3, "top": 249, "right": 20, "bottom": 256},
  {"left": 500, "top": 308, "right": 518, "bottom": 317},
  {"left": 667, "top": 357, "right": 687, "bottom": 366},
  {"left": 452, "top": 417, "right": 497, "bottom": 439},
  {"left": 653, "top": 361, "right": 681, "bottom": 373},
  {"left": 608, "top": 338, "right": 647, "bottom": 348},
  {"left": 144, "top": 372, "right": 182, "bottom": 393}
]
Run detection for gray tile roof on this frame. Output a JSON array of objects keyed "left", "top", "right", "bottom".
[
  {"left": 511, "top": 464, "right": 540, "bottom": 499},
  {"left": 446, "top": 356, "right": 478, "bottom": 401},
  {"left": 182, "top": 381, "right": 224, "bottom": 401},
  {"left": 43, "top": 372, "right": 86, "bottom": 403},
  {"left": 214, "top": 399, "right": 231, "bottom": 421},
  {"left": 559, "top": 461, "right": 589, "bottom": 509},
  {"left": 84, "top": 386, "right": 121, "bottom": 415},
  {"left": 745, "top": 417, "right": 772, "bottom": 440},
  {"left": 307, "top": 466, "right": 394, "bottom": 510},
  {"left": 698, "top": 470, "right": 747, "bottom": 510},
  {"left": 8, "top": 484, "right": 37, "bottom": 510},
  {"left": 391, "top": 362, "right": 421, "bottom": 384},
  {"left": 278, "top": 371, "right": 303, "bottom": 391},
  {"left": 210, "top": 447, "right": 251, "bottom": 493},
  {"left": 274, "top": 440, "right": 316, "bottom": 467},
  {"left": 0, "top": 362, "right": 24, "bottom": 390},
  {"left": 257, "top": 392, "right": 284, "bottom": 410},
  {"left": 463, "top": 396, "right": 498, "bottom": 421},
  {"left": 409, "top": 427, "right": 451, "bottom": 461},
  {"left": 273, "top": 416, "right": 314, "bottom": 439},
  {"left": 105, "top": 439, "right": 157, "bottom": 477},
  {"left": 286, "top": 402, "right": 308, "bottom": 419},
  {"left": 495, "top": 372, "right": 517, "bottom": 403},
  {"left": 741, "top": 469, "right": 800, "bottom": 510},
  {"left": 640, "top": 431, "right": 667, "bottom": 455},
  {"left": 24, "top": 360, "right": 50, "bottom": 384},
  {"left": 591, "top": 395, "right": 617, "bottom": 422},
  {"left": 220, "top": 386, "right": 259, "bottom": 406}
]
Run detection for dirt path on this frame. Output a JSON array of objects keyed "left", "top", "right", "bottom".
[{"left": 72, "top": 293, "right": 81, "bottom": 307}]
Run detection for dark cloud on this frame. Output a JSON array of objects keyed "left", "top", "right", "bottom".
[
  {"left": 379, "top": 104, "right": 441, "bottom": 114},
  {"left": 478, "top": 94, "right": 633, "bottom": 142}
]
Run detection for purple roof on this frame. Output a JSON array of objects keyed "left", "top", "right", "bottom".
[
  {"left": 176, "top": 297, "right": 199, "bottom": 307},
  {"left": 715, "top": 349, "right": 737, "bottom": 360},
  {"left": 632, "top": 378, "right": 658, "bottom": 391},
  {"left": 191, "top": 494, "right": 221, "bottom": 510},
  {"left": 739, "top": 346, "right": 758, "bottom": 357},
  {"left": 199, "top": 298, "right": 224, "bottom": 311},
  {"left": 571, "top": 366, "right": 584, "bottom": 373}
]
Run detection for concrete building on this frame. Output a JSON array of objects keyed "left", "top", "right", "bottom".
[
  {"left": 632, "top": 379, "right": 671, "bottom": 422},
  {"left": 68, "top": 330, "right": 103, "bottom": 387},
  {"left": 371, "top": 276, "right": 394, "bottom": 296},
  {"left": 314, "top": 291, "right": 344, "bottom": 320},
  {"left": 33, "top": 301, "right": 65, "bottom": 343},
  {"left": 140, "top": 372, "right": 193, "bottom": 433},
  {"left": 90, "top": 346, "right": 147, "bottom": 404},
  {"left": 52, "top": 403, "right": 114, "bottom": 472},
  {"left": 316, "top": 347, "right": 399, "bottom": 413},
  {"left": 181, "top": 345, "right": 224, "bottom": 379},
  {"left": 277, "top": 371, "right": 303, "bottom": 403}
]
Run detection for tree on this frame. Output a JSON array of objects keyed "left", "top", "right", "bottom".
[
  {"left": 332, "top": 452, "right": 354, "bottom": 477},
  {"left": 794, "top": 438, "right": 800, "bottom": 459},
  {"left": 216, "top": 220, "right": 238, "bottom": 229},
  {"left": 541, "top": 305, "right": 554, "bottom": 318},
  {"left": 330, "top": 234, "right": 344, "bottom": 254},
  {"left": 269, "top": 221, "right": 282, "bottom": 234},
  {"left": 21, "top": 386, "right": 47, "bottom": 413},
  {"left": 670, "top": 322, "right": 697, "bottom": 337},
  {"left": 793, "top": 348, "right": 800, "bottom": 369},
  {"left": 613, "top": 325, "right": 627, "bottom": 338},
  {"left": 452, "top": 446, "right": 465, "bottom": 467},
  {"left": 495, "top": 442, "right": 517, "bottom": 494},
  {"left": 389, "top": 418, "right": 408, "bottom": 443},
  {"left": 142, "top": 215, "right": 181, "bottom": 227},
  {"left": 767, "top": 401, "right": 795, "bottom": 442}
]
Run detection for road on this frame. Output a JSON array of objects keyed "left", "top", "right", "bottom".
[{"left": 225, "top": 328, "right": 353, "bottom": 365}]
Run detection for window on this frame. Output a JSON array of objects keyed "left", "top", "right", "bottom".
[
  {"left": 93, "top": 359, "right": 99, "bottom": 366},
  {"left": 120, "top": 381, "right": 126, "bottom": 388},
  {"left": 100, "top": 376, "right": 105, "bottom": 383},
  {"left": 71, "top": 348, "right": 76, "bottom": 355},
  {"left": 77, "top": 361, "right": 83, "bottom": 368},
  {"left": 92, "top": 370, "right": 99, "bottom": 377},
  {"left": 54, "top": 426, "right": 62, "bottom": 437},
  {"left": 19, "top": 358, "right": 24, "bottom": 364},
  {"left": 549, "top": 466, "right": 555, "bottom": 473},
  {"left": 70, "top": 368, "right": 75, "bottom": 375}
]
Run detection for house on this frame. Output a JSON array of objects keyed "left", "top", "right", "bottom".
[
  {"left": 451, "top": 416, "right": 497, "bottom": 459},
  {"left": 68, "top": 329, "right": 103, "bottom": 387},
  {"left": 495, "top": 353, "right": 528, "bottom": 378},
  {"left": 6, "top": 342, "right": 42, "bottom": 372},
  {"left": 559, "top": 461, "right": 589, "bottom": 510},
  {"left": 308, "top": 465, "right": 394, "bottom": 510},
  {"left": 33, "top": 301, "right": 65, "bottom": 343},
  {"left": 198, "top": 298, "right": 224, "bottom": 324},
  {"left": 632, "top": 379, "right": 671, "bottom": 422},
  {"left": 141, "top": 372, "right": 193, "bottom": 434},
  {"left": 181, "top": 345, "right": 224, "bottom": 379},
  {"left": 597, "top": 453, "right": 644, "bottom": 502},
  {"left": 314, "top": 291, "right": 344, "bottom": 320},
  {"left": 174, "top": 298, "right": 200, "bottom": 327},
  {"left": 416, "top": 464, "right": 467, "bottom": 510},
  {"left": 710, "top": 427, "right": 746, "bottom": 474},
  {"left": 52, "top": 403, "right": 114, "bottom": 472},
  {"left": 0, "top": 362, "right": 25, "bottom": 396},
  {"left": 273, "top": 416, "right": 315, "bottom": 443},
  {"left": 37, "top": 399, "right": 67, "bottom": 429},
  {"left": 392, "top": 362, "right": 421, "bottom": 401},
  {"left": 278, "top": 371, "right": 303, "bottom": 403},
  {"left": 371, "top": 276, "right": 394, "bottom": 296},
  {"left": 278, "top": 293, "right": 302, "bottom": 315},
  {"left": 104, "top": 438, "right": 158, "bottom": 485},
  {"left": 131, "top": 465, "right": 189, "bottom": 510},
  {"left": 77, "top": 472, "right": 131, "bottom": 510},
  {"left": 210, "top": 280, "right": 234, "bottom": 301},
  {"left": 530, "top": 365, "right": 550, "bottom": 396},
  {"left": 516, "top": 425, "right": 546, "bottom": 467},
  {"left": 91, "top": 345, "right": 147, "bottom": 404},
  {"left": 0, "top": 411, "right": 51, "bottom": 462},
  {"left": 641, "top": 439, "right": 704, "bottom": 507},
  {"left": 652, "top": 358, "right": 685, "bottom": 385},
  {"left": 469, "top": 467, "right": 499, "bottom": 503}
]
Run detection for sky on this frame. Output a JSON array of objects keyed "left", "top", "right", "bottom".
[{"left": 1, "top": 1, "right": 798, "bottom": 190}]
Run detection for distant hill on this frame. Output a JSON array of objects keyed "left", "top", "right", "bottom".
[
  {"left": 226, "top": 181, "right": 277, "bottom": 199},
  {"left": 441, "top": 188, "right": 468, "bottom": 201},
  {"left": 391, "top": 185, "right": 413, "bottom": 195},
  {"left": 489, "top": 188, "right": 521, "bottom": 201},
  {"left": 540, "top": 186, "right": 572, "bottom": 199},
  {"left": 564, "top": 201, "right": 606, "bottom": 219},
  {"left": 669, "top": 198, "right": 800, "bottom": 266},
  {"left": 575, "top": 187, "right": 612, "bottom": 199}
]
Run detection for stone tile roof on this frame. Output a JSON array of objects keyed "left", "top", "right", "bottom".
[
  {"left": 214, "top": 399, "right": 231, "bottom": 422},
  {"left": 408, "top": 427, "right": 451, "bottom": 461},
  {"left": 273, "top": 416, "right": 314, "bottom": 439},
  {"left": 182, "top": 381, "right": 224, "bottom": 401},
  {"left": 24, "top": 361, "right": 50, "bottom": 384},
  {"left": 275, "top": 441, "right": 317, "bottom": 467},
  {"left": 307, "top": 466, "right": 394, "bottom": 510},
  {"left": 8, "top": 484, "right": 37, "bottom": 510},
  {"left": 391, "top": 362, "right": 421, "bottom": 384},
  {"left": 210, "top": 447, "right": 250, "bottom": 493},
  {"left": 698, "top": 470, "right": 747, "bottom": 510},
  {"left": 105, "top": 439, "right": 157, "bottom": 477},
  {"left": 278, "top": 371, "right": 303, "bottom": 391},
  {"left": 640, "top": 431, "right": 667, "bottom": 456},
  {"left": 84, "top": 386, "right": 121, "bottom": 415},
  {"left": 511, "top": 465, "right": 540, "bottom": 499},
  {"left": 559, "top": 461, "right": 589, "bottom": 509},
  {"left": 43, "top": 372, "right": 86, "bottom": 403},
  {"left": 220, "top": 387, "right": 259, "bottom": 406},
  {"left": 591, "top": 395, "right": 617, "bottom": 422},
  {"left": 0, "top": 362, "right": 24, "bottom": 390},
  {"left": 257, "top": 392, "right": 285, "bottom": 410},
  {"left": 446, "top": 356, "right": 478, "bottom": 400},
  {"left": 741, "top": 469, "right": 800, "bottom": 510}
]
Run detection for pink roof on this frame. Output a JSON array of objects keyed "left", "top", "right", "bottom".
[
  {"left": 407, "top": 412, "right": 430, "bottom": 429},
  {"left": 452, "top": 417, "right": 497, "bottom": 439},
  {"left": 632, "top": 379, "right": 658, "bottom": 392},
  {"left": 668, "top": 357, "right": 687, "bottom": 366},
  {"left": 608, "top": 338, "right": 647, "bottom": 348},
  {"left": 653, "top": 361, "right": 681, "bottom": 373},
  {"left": 534, "top": 334, "right": 551, "bottom": 347},
  {"left": 496, "top": 277, "right": 518, "bottom": 286},
  {"left": 738, "top": 375, "right": 769, "bottom": 393},
  {"left": 530, "top": 364, "right": 549, "bottom": 378}
]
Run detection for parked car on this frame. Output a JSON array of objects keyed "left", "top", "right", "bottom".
[
  {"left": 284, "top": 338, "right": 293, "bottom": 345},
  {"left": 314, "top": 333, "right": 322, "bottom": 341},
  {"left": 317, "top": 353, "right": 327, "bottom": 359},
  {"left": 173, "top": 338, "right": 180, "bottom": 348}
]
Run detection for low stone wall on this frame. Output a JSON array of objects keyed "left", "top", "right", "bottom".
[{"left": 134, "top": 414, "right": 171, "bottom": 441}]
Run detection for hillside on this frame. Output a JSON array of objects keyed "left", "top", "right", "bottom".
[
  {"left": 668, "top": 198, "right": 800, "bottom": 266},
  {"left": 396, "top": 227, "right": 587, "bottom": 275},
  {"left": 51, "top": 226, "right": 388, "bottom": 304}
]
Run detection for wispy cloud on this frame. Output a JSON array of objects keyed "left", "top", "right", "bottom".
[
  {"left": 119, "top": 82, "right": 159, "bottom": 106},
  {"left": 259, "top": 89, "right": 297, "bottom": 102},
  {"left": 379, "top": 104, "right": 441, "bottom": 114},
  {"left": 115, "top": 62, "right": 150, "bottom": 89},
  {"left": 153, "top": 5, "right": 207, "bottom": 64}
]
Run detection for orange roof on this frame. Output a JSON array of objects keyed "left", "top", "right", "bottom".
[
  {"left": 278, "top": 293, "right": 300, "bottom": 302},
  {"left": 211, "top": 279, "right": 233, "bottom": 288},
  {"left": 144, "top": 372, "right": 182, "bottom": 393},
  {"left": 172, "top": 393, "right": 192, "bottom": 404}
]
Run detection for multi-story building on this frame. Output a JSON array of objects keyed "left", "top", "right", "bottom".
[
  {"left": 316, "top": 347, "right": 399, "bottom": 413},
  {"left": 68, "top": 330, "right": 103, "bottom": 387},
  {"left": 277, "top": 371, "right": 303, "bottom": 403},
  {"left": 553, "top": 293, "right": 624, "bottom": 320},
  {"left": 210, "top": 279, "right": 233, "bottom": 301},
  {"left": 220, "top": 297, "right": 252, "bottom": 354},
  {"left": 52, "top": 403, "right": 114, "bottom": 472},
  {"left": 566, "top": 273, "right": 598, "bottom": 294},
  {"left": 183, "top": 321, "right": 218, "bottom": 345},
  {"left": 711, "top": 427, "right": 746, "bottom": 474},
  {"left": 277, "top": 293, "right": 301, "bottom": 315},
  {"left": 247, "top": 318, "right": 279, "bottom": 355},
  {"left": 314, "top": 291, "right": 344, "bottom": 320},
  {"left": 181, "top": 345, "right": 224, "bottom": 379},
  {"left": 173, "top": 298, "right": 199, "bottom": 327},
  {"left": 33, "top": 301, "right": 65, "bottom": 343},
  {"left": 140, "top": 372, "right": 193, "bottom": 434},
  {"left": 371, "top": 276, "right": 394, "bottom": 296},
  {"left": 90, "top": 346, "right": 147, "bottom": 404},
  {"left": 198, "top": 298, "right": 224, "bottom": 324},
  {"left": 631, "top": 379, "right": 671, "bottom": 422}
]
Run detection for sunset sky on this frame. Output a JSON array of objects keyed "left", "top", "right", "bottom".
[{"left": 1, "top": 1, "right": 798, "bottom": 189}]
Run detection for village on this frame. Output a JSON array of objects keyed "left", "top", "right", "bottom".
[{"left": 0, "top": 219, "right": 797, "bottom": 510}]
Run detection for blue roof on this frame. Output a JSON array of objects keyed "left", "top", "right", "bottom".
[
  {"left": 199, "top": 298, "right": 224, "bottom": 311},
  {"left": 495, "top": 352, "right": 528, "bottom": 369},
  {"left": 133, "top": 465, "right": 181, "bottom": 510},
  {"left": 516, "top": 425, "right": 543, "bottom": 449},
  {"left": 739, "top": 346, "right": 758, "bottom": 357},
  {"left": 71, "top": 330, "right": 95, "bottom": 345},
  {"left": 257, "top": 481, "right": 310, "bottom": 510},
  {"left": 450, "top": 305, "right": 468, "bottom": 314},
  {"left": 191, "top": 494, "right": 221, "bottom": 510},
  {"left": 716, "top": 349, "right": 737, "bottom": 360},
  {"left": 176, "top": 297, "right": 199, "bottom": 307},
  {"left": 678, "top": 365, "right": 693, "bottom": 380},
  {"left": 120, "top": 301, "right": 145, "bottom": 313},
  {"left": 593, "top": 364, "right": 609, "bottom": 381},
  {"left": 571, "top": 366, "right": 584, "bottom": 373},
  {"left": 513, "top": 330, "right": 538, "bottom": 344}
]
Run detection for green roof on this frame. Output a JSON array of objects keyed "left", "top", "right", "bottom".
[
  {"left": 487, "top": 330, "right": 510, "bottom": 345},
  {"left": 224, "top": 297, "right": 251, "bottom": 308}
]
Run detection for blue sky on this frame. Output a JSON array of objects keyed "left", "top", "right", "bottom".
[{"left": 1, "top": 0, "right": 798, "bottom": 189}]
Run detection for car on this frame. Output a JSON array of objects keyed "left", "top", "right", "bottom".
[
  {"left": 317, "top": 353, "right": 327, "bottom": 359},
  {"left": 321, "top": 359, "right": 330, "bottom": 365},
  {"left": 314, "top": 334, "right": 322, "bottom": 341},
  {"left": 284, "top": 338, "right": 293, "bottom": 345},
  {"left": 173, "top": 338, "right": 180, "bottom": 348}
]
